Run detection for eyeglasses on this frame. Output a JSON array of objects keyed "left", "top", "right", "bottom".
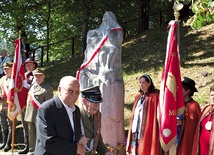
[{"left": 60, "top": 86, "right": 80, "bottom": 95}]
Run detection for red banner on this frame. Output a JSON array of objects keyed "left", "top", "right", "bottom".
[
  {"left": 158, "top": 21, "right": 184, "bottom": 152},
  {"left": 7, "top": 39, "right": 29, "bottom": 120}
]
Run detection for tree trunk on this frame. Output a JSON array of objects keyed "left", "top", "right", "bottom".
[
  {"left": 81, "top": 0, "right": 90, "bottom": 53},
  {"left": 138, "top": 0, "right": 149, "bottom": 33},
  {"left": 46, "top": 1, "right": 51, "bottom": 63}
]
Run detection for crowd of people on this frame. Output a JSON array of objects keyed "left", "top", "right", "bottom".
[
  {"left": 0, "top": 44, "right": 213, "bottom": 154},
  {"left": 0, "top": 43, "right": 113, "bottom": 154},
  {"left": 125, "top": 74, "right": 214, "bottom": 155}
]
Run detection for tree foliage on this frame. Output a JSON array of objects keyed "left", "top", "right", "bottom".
[
  {"left": 186, "top": 0, "right": 214, "bottom": 29},
  {"left": 0, "top": 0, "right": 210, "bottom": 62}
]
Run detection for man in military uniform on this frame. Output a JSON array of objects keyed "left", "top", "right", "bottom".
[
  {"left": 0, "top": 62, "right": 13, "bottom": 152},
  {"left": 79, "top": 86, "right": 113, "bottom": 155},
  {"left": 24, "top": 68, "right": 53, "bottom": 155}
]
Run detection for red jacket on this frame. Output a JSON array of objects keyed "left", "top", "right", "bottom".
[
  {"left": 126, "top": 91, "right": 161, "bottom": 155},
  {"left": 177, "top": 100, "right": 201, "bottom": 155},
  {"left": 191, "top": 104, "right": 214, "bottom": 155}
]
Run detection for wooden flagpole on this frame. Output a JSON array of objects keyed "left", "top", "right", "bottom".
[{"left": 11, "top": 119, "right": 15, "bottom": 153}]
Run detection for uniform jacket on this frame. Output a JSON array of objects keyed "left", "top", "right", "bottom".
[
  {"left": 126, "top": 91, "right": 161, "bottom": 155},
  {"left": 35, "top": 95, "right": 82, "bottom": 155},
  {"left": 0, "top": 75, "right": 10, "bottom": 111},
  {"left": 79, "top": 103, "right": 109, "bottom": 155},
  {"left": 25, "top": 81, "right": 53, "bottom": 123}
]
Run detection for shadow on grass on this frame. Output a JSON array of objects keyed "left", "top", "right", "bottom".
[{"left": 122, "top": 23, "right": 214, "bottom": 75}]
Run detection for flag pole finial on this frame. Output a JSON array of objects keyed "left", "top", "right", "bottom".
[{"left": 173, "top": 2, "right": 183, "bottom": 21}]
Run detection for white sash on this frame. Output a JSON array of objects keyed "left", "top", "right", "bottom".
[{"left": 30, "top": 84, "right": 41, "bottom": 110}]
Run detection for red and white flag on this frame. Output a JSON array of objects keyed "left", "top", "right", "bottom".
[
  {"left": 158, "top": 20, "right": 184, "bottom": 152},
  {"left": 7, "top": 39, "right": 29, "bottom": 120}
]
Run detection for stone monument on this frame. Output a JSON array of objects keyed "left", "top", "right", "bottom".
[{"left": 77, "top": 11, "right": 125, "bottom": 154}]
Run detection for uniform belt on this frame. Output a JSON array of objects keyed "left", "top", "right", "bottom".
[{"left": 132, "top": 133, "right": 137, "bottom": 141}]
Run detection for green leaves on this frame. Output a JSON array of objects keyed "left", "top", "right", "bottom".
[{"left": 187, "top": 0, "right": 214, "bottom": 30}]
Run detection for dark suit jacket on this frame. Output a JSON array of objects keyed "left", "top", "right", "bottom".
[{"left": 35, "top": 95, "right": 82, "bottom": 155}]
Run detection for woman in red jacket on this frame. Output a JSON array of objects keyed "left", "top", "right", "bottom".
[
  {"left": 126, "top": 74, "right": 161, "bottom": 155},
  {"left": 192, "top": 84, "right": 214, "bottom": 155}
]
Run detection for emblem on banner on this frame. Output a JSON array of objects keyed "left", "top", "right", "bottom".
[
  {"left": 205, "top": 121, "right": 212, "bottom": 130},
  {"left": 162, "top": 128, "right": 171, "bottom": 137}
]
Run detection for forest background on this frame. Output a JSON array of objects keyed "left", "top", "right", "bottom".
[
  {"left": 0, "top": 0, "right": 213, "bottom": 61},
  {"left": 0, "top": 0, "right": 213, "bottom": 152}
]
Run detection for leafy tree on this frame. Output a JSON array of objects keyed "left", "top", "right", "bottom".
[
  {"left": 0, "top": 0, "right": 211, "bottom": 63},
  {"left": 186, "top": 0, "right": 214, "bottom": 29}
]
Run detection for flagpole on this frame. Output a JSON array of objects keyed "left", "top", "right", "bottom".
[
  {"left": 173, "top": 2, "right": 183, "bottom": 63},
  {"left": 11, "top": 120, "right": 15, "bottom": 153},
  {"left": 166, "top": 2, "right": 184, "bottom": 155},
  {"left": 10, "top": 30, "right": 23, "bottom": 153}
]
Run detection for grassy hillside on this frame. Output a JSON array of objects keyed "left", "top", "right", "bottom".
[
  {"left": 121, "top": 22, "right": 214, "bottom": 127},
  {"left": 44, "top": 22, "right": 214, "bottom": 128}
]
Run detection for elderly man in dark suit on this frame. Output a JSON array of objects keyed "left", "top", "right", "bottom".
[
  {"left": 34, "top": 76, "right": 86, "bottom": 155},
  {"left": 79, "top": 86, "right": 113, "bottom": 155}
]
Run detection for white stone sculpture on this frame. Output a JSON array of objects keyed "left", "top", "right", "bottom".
[{"left": 78, "top": 11, "right": 125, "bottom": 154}]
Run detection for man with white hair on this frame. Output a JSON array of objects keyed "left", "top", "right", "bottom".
[
  {"left": 35, "top": 76, "right": 86, "bottom": 155},
  {"left": 0, "top": 49, "right": 11, "bottom": 78}
]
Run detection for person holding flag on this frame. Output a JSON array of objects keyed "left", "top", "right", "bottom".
[
  {"left": 0, "top": 62, "right": 13, "bottom": 152},
  {"left": 176, "top": 77, "right": 201, "bottom": 155}
]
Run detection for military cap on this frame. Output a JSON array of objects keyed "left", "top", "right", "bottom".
[
  {"left": 3, "top": 62, "right": 13, "bottom": 68},
  {"left": 81, "top": 86, "right": 103, "bottom": 103},
  {"left": 33, "top": 68, "right": 44, "bottom": 76}
]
